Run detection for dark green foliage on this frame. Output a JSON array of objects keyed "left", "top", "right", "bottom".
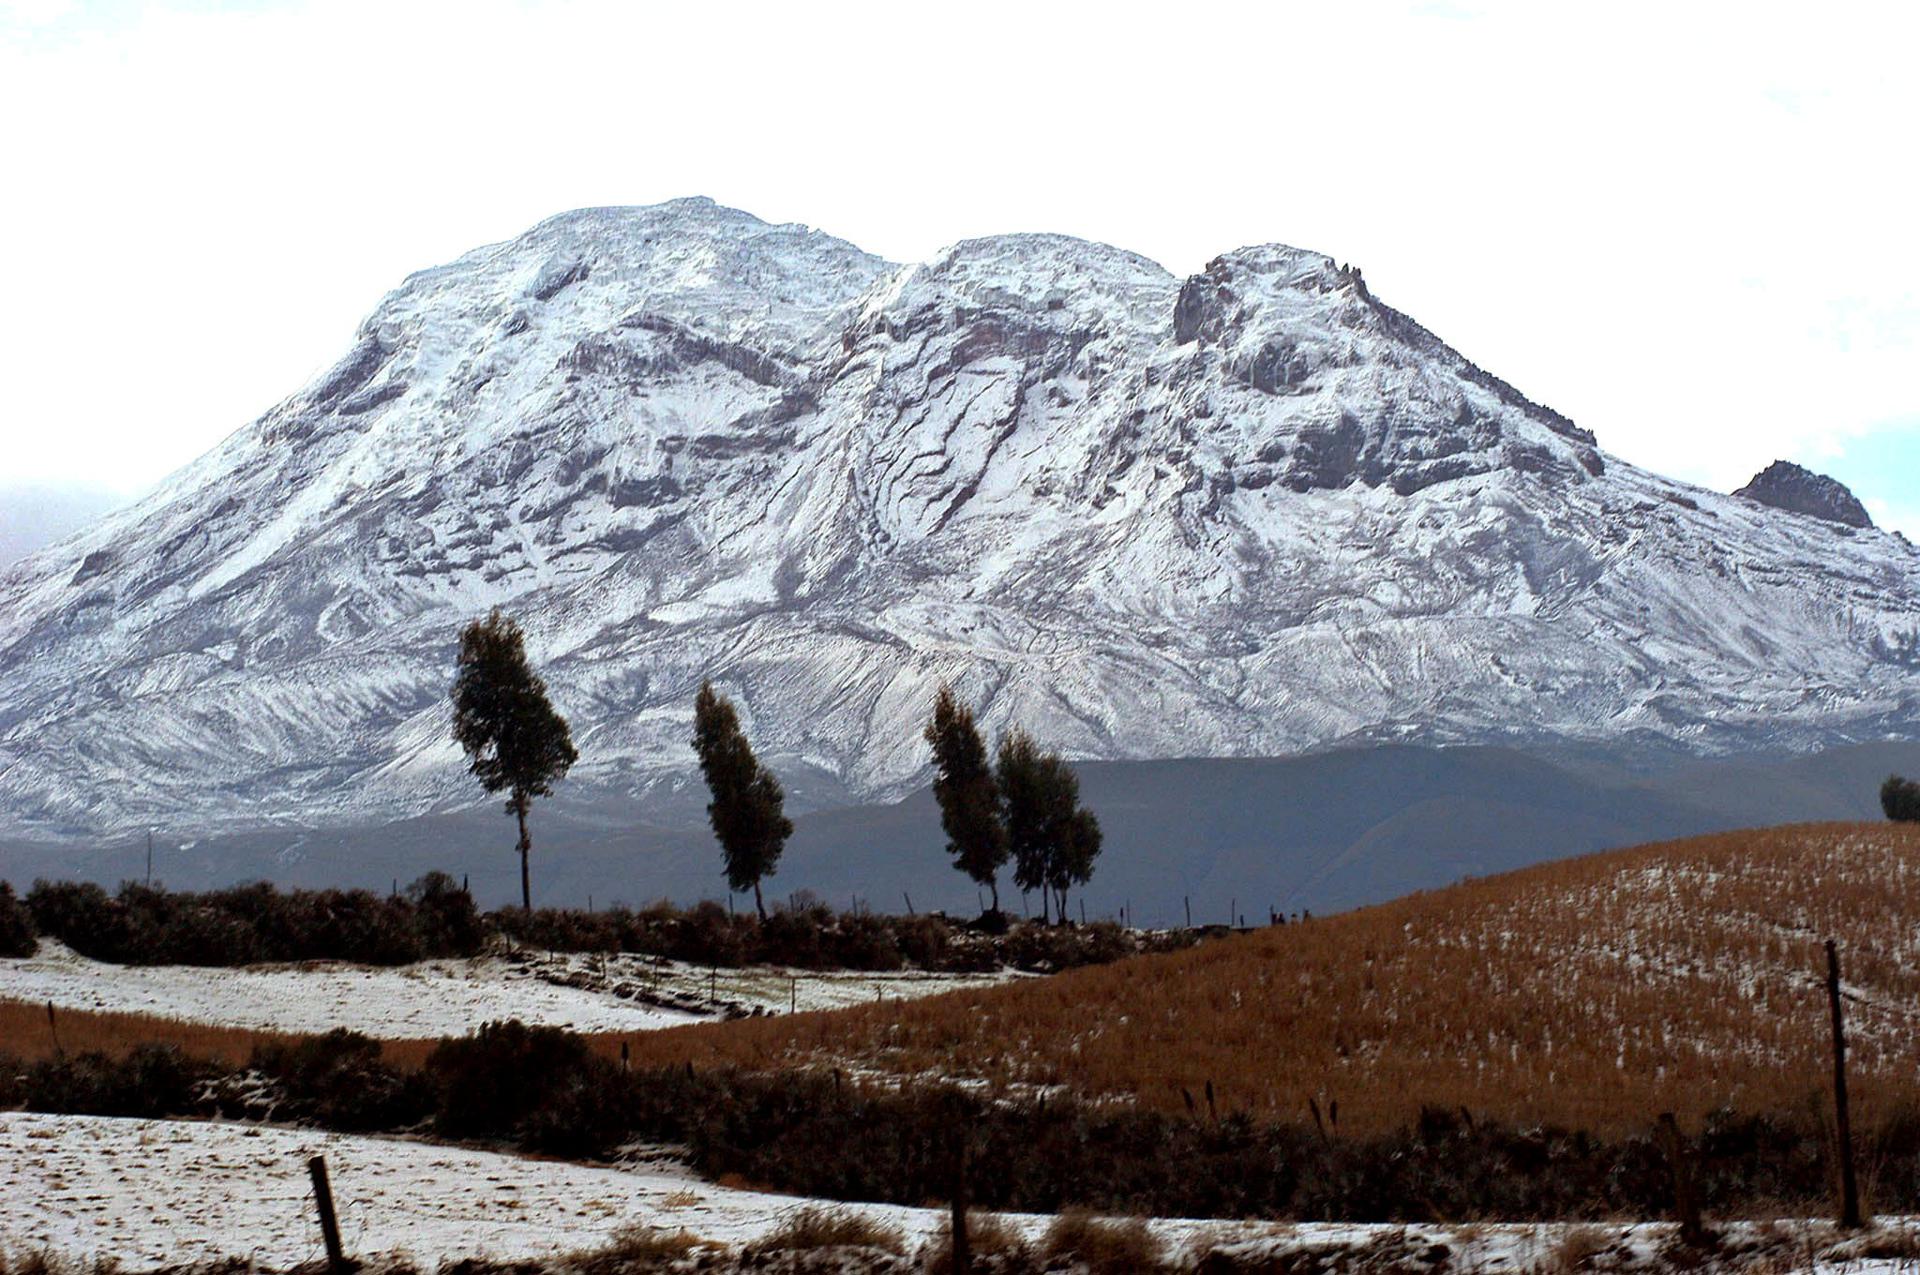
[
  {"left": 488, "top": 899, "right": 1168, "bottom": 973},
  {"left": 515, "top": 1061, "right": 1920, "bottom": 1223},
  {"left": 17, "top": 1023, "right": 1920, "bottom": 1223},
  {"left": 924, "top": 685, "right": 1009, "bottom": 913},
  {"left": 516, "top": 1055, "right": 635, "bottom": 1158},
  {"left": 0, "top": 881, "right": 36, "bottom": 957},
  {"left": 23, "top": 875, "right": 482, "bottom": 967},
  {"left": 1882, "top": 774, "right": 1920, "bottom": 822},
  {"left": 251, "top": 1029, "right": 434, "bottom": 1131},
  {"left": 996, "top": 728, "right": 1102, "bottom": 923},
  {"left": 15, "top": 873, "right": 1168, "bottom": 974},
  {"left": 407, "top": 870, "right": 488, "bottom": 955},
  {"left": 423, "top": 1019, "right": 594, "bottom": 1139},
  {"left": 451, "top": 609, "right": 578, "bottom": 911},
  {"left": 691, "top": 681, "right": 792, "bottom": 918},
  {"left": 0, "top": 1051, "right": 20, "bottom": 1108},
  {"left": 23, "top": 1044, "right": 207, "bottom": 1118}
]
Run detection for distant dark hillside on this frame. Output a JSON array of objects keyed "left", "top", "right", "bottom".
[{"left": 9, "top": 740, "right": 1919, "bottom": 926}]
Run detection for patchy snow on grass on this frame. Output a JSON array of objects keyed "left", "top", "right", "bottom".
[
  {"left": 0, "top": 941, "right": 1023, "bottom": 1039},
  {"left": 0, "top": 941, "right": 698, "bottom": 1038},
  {"left": 9, "top": 1114, "right": 1920, "bottom": 1272}
]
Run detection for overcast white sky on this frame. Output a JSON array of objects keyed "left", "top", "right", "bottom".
[{"left": 3, "top": 0, "right": 1917, "bottom": 532}]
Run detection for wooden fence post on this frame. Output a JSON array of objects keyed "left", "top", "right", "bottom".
[
  {"left": 307, "top": 1155, "right": 350, "bottom": 1272},
  {"left": 950, "top": 1142, "right": 972, "bottom": 1274},
  {"left": 1659, "top": 1112, "right": 1707, "bottom": 1247},
  {"left": 1826, "top": 939, "right": 1865, "bottom": 1228}
]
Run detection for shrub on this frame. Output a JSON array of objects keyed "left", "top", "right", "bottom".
[
  {"left": 23, "top": 1044, "right": 206, "bottom": 1118},
  {"left": 744, "top": 1206, "right": 906, "bottom": 1256},
  {"left": 24, "top": 876, "right": 484, "bottom": 966},
  {"left": 0, "top": 1051, "right": 23, "bottom": 1107},
  {"left": 251, "top": 1029, "right": 433, "bottom": 1131},
  {"left": 1039, "top": 1210, "right": 1166, "bottom": 1274},
  {"left": 1546, "top": 1225, "right": 1612, "bottom": 1273},
  {"left": 0, "top": 883, "right": 36, "bottom": 958},
  {"left": 675, "top": 900, "right": 752, "bottom": 967},
  {"left": 1882, "top": 774, "right": 1920, "bottom": 823},
  {"left": 424, "top": 1019, "right": 593, "bottom": 1139},
  {"left": 491, "top": 896, "right": 1182, "bottom": 974},
  {"left": 517, "top": 1056, "right": 635, "bottom": 1158},
  {"left": 26, "top": 881, "right": 129, "bottom": 961},
  {"left": 568, "top": 1225, "right": 705, "bottom": 1274},
  {"left": 407, "top": 871, "right": 486, "bottom": 957}
]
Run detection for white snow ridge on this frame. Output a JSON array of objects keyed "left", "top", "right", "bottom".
[{"left": 2, "top": 197, "right": 1918, "bottom": 839}]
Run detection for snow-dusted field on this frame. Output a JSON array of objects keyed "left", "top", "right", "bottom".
[
  {"left": 0, "top": 1111, "right": 1224, "bottom": 1265},
  {"left": 0, "top": 941, "right": 1020, "bottom": 1039},
  {"left": 8, "top": 1113, "right": 1920, "bottom": 1271}
]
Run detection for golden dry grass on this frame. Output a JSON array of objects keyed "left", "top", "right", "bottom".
[
  {"left": 0, "top": 999, "right": 439, "bottom": 1069},
  {"left": 616, "top": 822, "right": 1920, "bottom": 1135}
]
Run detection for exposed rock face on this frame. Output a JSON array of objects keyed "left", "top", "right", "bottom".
[
  {"left": 2, "top": 198, "right": 1919, "bottom": 840},
  {"left": 1735, "top": 461, "right": 1874, "bottom": 529}
]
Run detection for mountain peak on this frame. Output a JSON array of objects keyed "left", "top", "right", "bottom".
[
  {"left": 1734, "top": 461, "right": 1873, "bottom": 528},
  {"left": 3, "top": 203, "right": 1918, "bottom": 839}
]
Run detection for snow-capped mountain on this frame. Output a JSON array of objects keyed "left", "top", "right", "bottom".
[{"left": 4, "top": 197, "right": 1919, "bottom": 839}]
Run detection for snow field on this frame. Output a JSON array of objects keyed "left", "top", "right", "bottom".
[
  {"left": 8, "top": 1114, "right": 1920, "bottom": 1271},
  {"left": 0, "top": 940, "right": 1021, "bottom": 1039}
]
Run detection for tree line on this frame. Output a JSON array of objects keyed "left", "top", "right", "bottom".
[{"left": 450, "top": 609, "right": 1102, "bottom": 919}]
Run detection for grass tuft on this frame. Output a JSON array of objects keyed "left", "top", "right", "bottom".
[{"left": 745, "top": 1205, "right": 908, "bottom": 1256}]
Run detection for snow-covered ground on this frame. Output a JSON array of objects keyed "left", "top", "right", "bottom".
[
  {"left": 0, "top": 1111, "right": 1222, "bottom": 1265},
  {"left": 7, "top": 1113, "right": 1920, "bottom": 1272},
  {"left": 0, "top": 941, "right": 1020, "bottom": 1038}
]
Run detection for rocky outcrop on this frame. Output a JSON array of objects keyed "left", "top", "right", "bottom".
[{"left": 1734, "top": 461, "right": 1873, "bottom": 528}]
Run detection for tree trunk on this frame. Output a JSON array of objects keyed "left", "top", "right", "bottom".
[
  {"left": 515, "top": 798, "right": 532, "bottom": 913},
  {"left": 987, "top": 879, "right": 999, "bottom": 915},
  {"left": 753, "top": 880, "right": 766, "bottom": 921}
]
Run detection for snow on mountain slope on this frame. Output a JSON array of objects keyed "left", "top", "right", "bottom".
[{"left": 3, "top": 197, "right": 1918, "bottom": 838}]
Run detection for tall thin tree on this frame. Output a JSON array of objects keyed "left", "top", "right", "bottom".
[
  {"left": 450, "top": 609, "right": 577, "bottom": 912},
  {"left": 996, "top": 729, "right": 1101, "bottom": 925},
  {"left": 924, "top": 685, "right": 1009, "bottom": 914},
  {"left": 1049, "top": 804, "right": 1102, "bottom": 925},
  {"left": 692, "top": 680, "right": 792, "bottom": 919},
  {"left": 997, "top": 727, "right": 1053, "bottom": 923}
]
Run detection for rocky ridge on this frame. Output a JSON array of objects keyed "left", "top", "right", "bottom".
[{"left": 1734, "top": 460, "right": 1874, "bottom": 528}]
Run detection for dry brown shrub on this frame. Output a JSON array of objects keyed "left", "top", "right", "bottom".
[
  {"left": 1038, "top": 1209, "right": 1166, "bottom": 1273},
  {"left": 746, "top": 1205, "right": 907, "bottom": 1255},
  {"left": 615, "top": 822, "right": 1920, "bottom": 1135},
  {"left": 569, "top": 1224, "right": 709, "bottom": 1272},
  {"left": 1545, "top": 1224, "right": 1612, "bottom": 1273},
  {"left": 0, "top": 1252, "right": 119, "bottom": 1275}
]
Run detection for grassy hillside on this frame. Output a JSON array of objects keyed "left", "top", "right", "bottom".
[{"left": 625, "top": 822, "right": 1920, "bottom": 1135}]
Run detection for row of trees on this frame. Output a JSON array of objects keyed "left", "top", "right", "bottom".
[
  {"left": 925, "top": 686, "right": 1101, "bottom": 923},
  {"left": 449, "top": 609, "right": 1101, "bottom": 920}
]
